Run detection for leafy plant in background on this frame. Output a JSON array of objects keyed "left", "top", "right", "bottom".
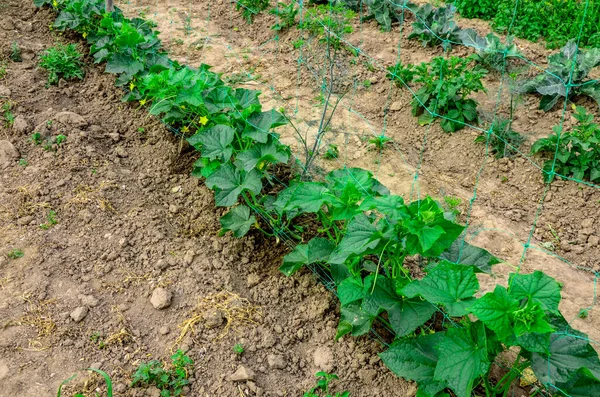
[
  {"left": 459, "top": 29, "right": 522, "bottom": 72},
  {"left": 409, "top": 4, "right": 462, "bottom": 50},
  {"left": 362, "top": 0, "right": 416, "bottom": 32},
  {"left": 7, "top": 248, "right": 24, "bottom": 259},
  {"left": 323, "top": 143, "right": 339, "bottom": 160},
  {"left": 299, "top": 4, "right": 355, "bottom": 50},
  {"left": 386, "top": 61, "right": 415, "bottom": 85},
  {"left": 38, "top": 43, "right": 85, "bottom": 87},
  {"left": 410, "top": 56, "right": 487, "bottom": 132},
  {"left": 304, "top": 372, "right": 349, "bottom": 397},
  {"left": 531, "top": 105, "right": 600, "bottom": 182},
  {"left": 131, "top": 350, "right": 193, "bottom": 397},
  {"left": 10, "top": 41, "right": 22, "bottom": 62},
  {"left": 475, "top": 117, "right": 524, "bottom": 158},
  {"left": 521, "top": 40, "right": 600, "bottom": 111},
  {"left": 270, "top": 2, "right": 298, "bottom": 31},
  {"left": 369, "top": 135, "right": 391, "bottom": 151},
  {"left": 237, "top": 0, "right": 270, "bottom": 24}
]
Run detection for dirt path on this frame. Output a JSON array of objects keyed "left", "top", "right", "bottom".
[{"left": 0, "top": 2, "right": 414, "bottom": 396}]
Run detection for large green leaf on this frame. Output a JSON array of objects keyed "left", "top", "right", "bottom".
[
  {"left": 508, "top": 271, "right": 561, "bottom": 314},
  {"left": 283, "top": 182, "right": 330, "bottom": 214},
  {"left": 235, "top": 139, "right": 290, "bottom": 172},
  {"left": 402, "top": 261, "right": 479, "bottom": 316},
  {"left": 531, "top": 331, "right": 600, "bottom": 384},
  {"left": 243, "top": 110, "right": 287, "bottom": 143},
  {"left": 440, "top": 239, "right": 501, "bottom": 274},
  {"left": 337, "top": 276, "right": 364, "bottom": 306},
  {"left": 205, "top": 163, "right": 262, "bottom": 207},
  {"left": 434, "top": 322, "right": 490, "bottom": 397},
  {"left": 387, "top": 298, "right": 437, "bottom": 337},
  {"left": 187, "top": 125, "right": 235, "bottom": 161},
  {"left": 380, "top": 333, "right": 448, "bottom": 396},
  {"left": 328, "top": 214, "right": 384, "bottom": 265},
  {"left": 219, "top": 205, "right": 256, "bottom": 238},
  {"left": 336, "top": 302, "right": 374, "bottom": 338},
  {"left": 555, "top": 368, "right": 600, "bottom": 397},
  {"left": 105, "top": 53, "right": 144, "bottom": 77},
  {"left": 326, "top": 167, "right": 390, "bottom": 197},
  {"left": 359, "top": 194, "right": 406, "bottom": 220},
  {"left": 468, "top": 285, "right": 518, "bottom": 343},
  {"left": 279, "top": 237, "right": 335, "bottom": 277}
]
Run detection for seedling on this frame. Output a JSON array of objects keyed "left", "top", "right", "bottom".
[
  {"left": 7, "top": 249, "right": 24, "bottom": 259},
  {"left": 475, "top": 117, "right": 524, "bottom": 158},
  {"left": 369, "top": 135, "right": 391, "bottom": 151},
  {"left": 387, "top": 61, "right": 416, "bottom": 85},
  {"left": 131, "top": 350, "right": 193, "bottom": 396},
  {"left": 292, "top": 39, "right": 305, "bottom": 49},
  {"left": 579, "top": 309, "right": 589, "bottom": 319},
  {"left": 30, "top": 132, "right": 43, "bottom": 145},
  {"left": 2, "top": 101, "right": 14, "bottom": 126},
  {"left": 324, "top": 144, "right": 339, "bottom": 160},
  {"left": 270, "top": 3, "right": 298, "bottom": 31},
  {"left": 10, "top": 41, "right": 22, "bottom": 62},
  {"left": 233, "top": 343, "right": 244, "bottom": 354},
  {"left": 236, "top": 0, "right": 269, "bottom": 23},
  {"left": 55, "top": 134, "right": 67, "bottom": 145},
  {"left": 18, "top": 158, "right": 27, "bottom": 167},
  {"left": 40, "top": 210, "right": 58, "bottom": 230},
  {"left": 304, "top": 372, "right": 349, "bottom": 397},
  {"left": 38, "top": 43, "right": 85, "bottom": 87}
]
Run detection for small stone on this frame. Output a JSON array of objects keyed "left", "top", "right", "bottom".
[
  {"left": 62, "top": 339, "right": 74, "bottom": 346},
  {"left": 588, "top": 235, "right": 599, "bottom": 246},
  {"left": 183, "top": 250, "right": 195, "bottom": 265},
  {"left": 17, "top": 215, "right": 34, "bottom": 226},
  {"left": 267, "top": 354, "right": 286, "bottom": 370},
  {"left": 108, "top": 132, "right": 120, "bottom": 142},
  {"left": 12, "top": 116, "right": 31, "bottom": 134},
  {"left": 89, "top": 362, "right": 102, "bottom": 370},
  {"left": 70, "top": 306, "right": 89, "bottom": 322},
  {"left": 159, "top": 326, "right": 170, "bottom": 335},
  {"left": 155, "top": 259, "right": 168, "bottom": 271},
  {"left": 0, "top": 19, "right": 14, "bottom": 31},
  {"left": 247, "top": 381, "right": 257, "bottom": 393},
  {"left": 313, "top": 346, "right": 333, "bottom": 372},
  {"left": 229, "top": 365, "right": 255, "bottom": 382},
  {"left": 169, "top": 204, "right": 178, "bottom": 213},
  {"left": 150, "top": 287, "right": 172, "bottom": 309},
  {"left": 204, "top": 310, "right": 223, "bottom": 328},
  {"left": 0, "top": 362, "right": 8, "bottom": 380},
  {"left": 0, "top": 140, "right": 19, "bottom": 169},
  {"left": 358, "top": 368, "right": 377, "bottom": 383},
  {"left": 0, "top": 86, "right": 10, "bottom": 97},
  {"left": 80, "top": 295, "right": 99, "bottom": 307},
  {"left": 247, "top": 274, "right": 260, "bottom": 288},
  {"left": 115, "top": 146, "right": 128, "bottom": 158},
  {"left": 54, "top": 111, "right": 87, "bottom": 128},
  {"left": 274, "top": 324, "right": 283, "bottom": 334},
  {"left": 389, "top": 101, "right": 403, "bottom": 111}
]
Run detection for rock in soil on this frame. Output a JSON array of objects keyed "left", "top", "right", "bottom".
[
  {"left": 70, "top": 306, "right": 89, "bottom": 322},
  {"left": 150, "top": 287, "right": 172, "bottom": 309},
  {"left": 313, "top": 346, "right": 334, "bottom": 372},
  {"left": 12, "top": 115, "right": 31, "bottom": 134},
  {"left": 267, "top": 354, "right": 286, "bottom": 370},
  {"left": 229, "top": 365, "right": 255, "bottom": 382},
  {"left": 54, "top": 111, "right": 87, "bottom": 128},
  {"left": 0, "top": 140, "right": 19, "bottom": 169}
]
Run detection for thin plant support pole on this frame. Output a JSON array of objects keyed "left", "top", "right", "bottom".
[{"left": 106, "top": 0, "right": 113, "bottom": 12}]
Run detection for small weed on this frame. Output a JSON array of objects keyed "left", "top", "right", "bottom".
[
  {"left": 0, "top": 63, "right": 6, "bottom": 79},
  {"left": 270, "top": 2, "right": 298, "bottom": 31},
  {"left": 579, "top": 309, "right": 589, "bottom": 319},
  {"left": 292, "top": 39, "right": 305, "bottom": 49},
  {"left": 361, "top": 80, "right": 371, "bottom": 88},
  {"left": 55, "top": 134, "right": 67, "bottom": 145},
  {"left": 19, "top": 158, "right": 28, "bottom": 167},
  {"left": 369, "top": 135, "right": 391, "bottom": 151},
  {"left": 233, "top": 343, "right": 244, "bottom": 354},
  {"left": 131, "top": 350, "right": 194, "bottom": 396},
  {"left": 237, "top": 0, "right": 269, "bottom": 23},
  {"left": 7, "top": 248, "right": 24, "bottom": 259},
  {"left": 10, "top": 41, "right": 22, "bottom": 62},
  {"left": 2, "top": 101, "right": 14, "bottom": 126},
  {"left": 304, "top": 372, "right": 349, "bottom": 397},
  {"left": 90, "top": 331, "right": 106, "bottom": 349},
  {"left": 443, "top": 196, "right": 462, "bottom": 217},
  {"left": 30, "top": 132, "right": 43, "bottom": 145},
  {"left": 40, "top": 210, "right": 58, "bottom": 230},
  {"left": 183, "top": 15, "right": 193, "bottom": 35},
  {"left": 387, "top": 61, "right": 416, "bottom": 85},
  {"left": 324, "top": 144, "right": 339, "bottom": 160},
  {"left": 173, "top": 38, "right": 184, "bottom": 46},
  {"left": 38, "top": 43, "right": 85, "bottom": 87},
  {"left": 475, "top": 118, "right": 524, "bottom": 158}
]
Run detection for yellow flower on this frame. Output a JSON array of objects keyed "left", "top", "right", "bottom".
[
  {"left": 180, "top": 105, "right": 186, "bottom": 110},
  {"left": 139, "top": 98, "right": 147, "bottom": 106},
  {"left": 82, "top": 32, "right": 88, "bottom": 38},
  {"left": 181, "top": 125, "right": 189, "bottom": 133},
  {"left": 199, "top": 116, "right": 208, "bottom": 126},
  {"left": 129, "top": 82, "right": 135, "bottom": 91},
  {"left": 52, "top": 0, "right": 58, "bottom": 7}
]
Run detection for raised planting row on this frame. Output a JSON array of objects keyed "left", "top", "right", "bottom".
[{"left": 37, "top": 0, "right": 600, "bottom": 396}]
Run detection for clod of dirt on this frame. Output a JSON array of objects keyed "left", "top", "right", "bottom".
[
  {"left": 0, "top": 85, "right": 10, "bottom": 97},
  {"left": 229, "top": 365, "right": 255, "bottom": 382},
  {"left": 313, "top": 346, "right": 334, "bottom": 372},
  {"left": 203, "top": 309, "right": 223, "bottom": 328},
  {"left": 358, "top": 369, "right": 377, "bottom": 384},
  {"left": 247, "top": 274, "right": 260, "bottom": 288},
  {"left": 267, "top": 354, "right": 286, "bottom": 370},
  {"left": 0, "top": 140, "right": 19, "bottom": 169},
  {"left": 158, "top": 326, "right": 169, "bottom": 335},
  {"left": 70, "top": 306, "right": 89, "bottom": 323},
  {"left": 12, "top": 115, "right": 31, "bottom": 134},
  {"left": 150, "top": 287, "right": 172, "bottom": 309},
  {"left": 54, "top": 111, "right": 86, "bottom": 128},
  {"left": 115, "top": 146, "right": 128, "bottom": 158},
  {"left": 0, "top": 361, "right": 8, "bottom": 380},
  {"left": 389, "top": 101, "right": 403, "bottom": 111},
  {"left": 183, "top": 249, "right": 195, "bottom": 265},
  {"left": 0, "top": 19, "right": 15, "bottom": 31},
  {"left": 80, "top": 294, "right": 99, "bottom": 307}
]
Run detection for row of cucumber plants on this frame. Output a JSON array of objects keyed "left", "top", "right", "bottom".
[{"left": 38, "top": 0, "right": 600, "bottom": 396}]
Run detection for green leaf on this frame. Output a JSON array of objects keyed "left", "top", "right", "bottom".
[
  {"left": 336, "top": 301, "right": 374, "bottom": 338},
  {"left": 283, "top": 182, "right": 330, "bottom": 214},
  {"left": 387, "top": 298, "right": 437, "bottom": 337},
  {"left": 434, "top": 322, "right": 490, "bottom": 397},
  {"left": 508, "top": 271, "right": 561, "bottom": 314},
  {"left": 402, "top": 261, "right": 479, "bottom": 316},
  {"left": 235, "top": 139, "right": 289, "bottom": 172},
  {"left": 359, "top": 194, "right": 406, "bottom": 219},
  {"left": 219, "top": 205, "right": 256, "bottom": 238},
  {"left": 468, "top": 285, "right": 518, "bottom": 343},
  {"left": 513, "top": 300, "right": 554, "bottom": 336},
  {"left": 105, "top": 53, "right": 144, "bottom": 77},
  {"left": 326, "top": 168, "right": 390, "bottom": 196},
  {"left": 279, "top": 237, "right": 334, "bottom": 276},
  {"left": 556, "top": 368, "right": 600, "bottom": 397},
  {"left": 532, "top": 331, "right": 600, "bottom": 384},
  {"left": 205, "top": 163, "right": 262, "bottom": 207},
  {"left": 440, "top": 239, "right": 501, "bottom": 274},
  {"left": 337, "top": 276, "right": 364, "bottom": 306},
  {"left": 380, "top": 333, "right": 448, "bottom": 397},
  {"left": 187, "top": 125, "right": 235, "bottom": 161},
  {"left": 328, "top": 214, "right": 384, "bottom": 265},
  {"left": 243, "top": 110, "right": 287, "bottom": 143}
]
